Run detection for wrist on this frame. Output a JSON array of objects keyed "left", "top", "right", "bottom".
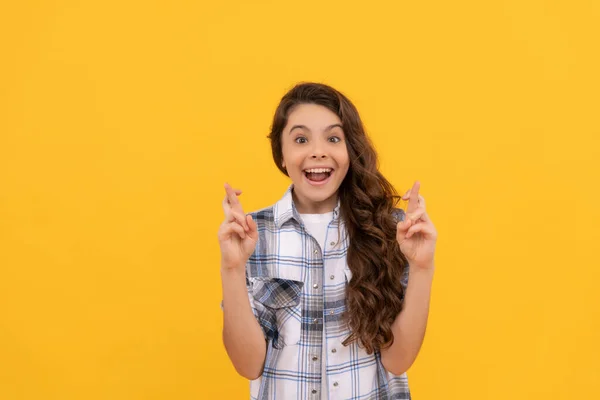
[
  {"left": 220, "top": 265, "right": 246, "bottom": 278},
  {"left": 409, "top": 262, "right": 435, "bottom": 274}
]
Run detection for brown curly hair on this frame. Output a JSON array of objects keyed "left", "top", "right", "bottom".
[{"left": 267, "top": 82, "right": 409, "bottom": 354}]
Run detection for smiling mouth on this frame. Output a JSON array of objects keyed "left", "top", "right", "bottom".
[{"left": 303, "top": 168, "right": 333, "bottom": 183}]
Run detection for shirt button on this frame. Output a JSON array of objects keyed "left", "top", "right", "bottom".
[
  {"left": 312, "top": 389, "right": 318, "bottom": 394},
  {"left": 329, "top": 310, "right": 334, "bottom": 315},
  {"left": 331, "top": 348, "right": 337, "bottom": 353},
  {"left": 313, "top": 318, "right": 318, "bottom": 324},
  {"left": 329, "top": 275, "right": 335, "bottom": 280},
  {"left": 313, "top": 249, "right": 318, "bottom": 255},
  {"left": 330, "top": 241, "right": 335, "bottom": 246},
  {"left": 313, "top": 283, "right": 318, "bottom": 289},
  {"left": 333, "top": 382, "right": 339, "bottom": 387},
  {"left": 312, "top": 356, "right": 318, "bottom": 361}
]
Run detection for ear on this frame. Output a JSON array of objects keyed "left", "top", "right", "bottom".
[{"left": 281, "top": 160, "right": 286, "bottom": 169}]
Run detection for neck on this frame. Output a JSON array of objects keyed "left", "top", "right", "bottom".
[{"left": 292, "top": 189, "right": 338, "bottom": 214}]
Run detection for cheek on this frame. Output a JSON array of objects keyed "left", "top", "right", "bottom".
[
  {"left": 280, "top": 145, "right": 294, "bottom": 166},
  {"left": 335, "top": 153, "right": 350, "bottom": 177},
  {"left": 338, "top": 164, "right": 350, "bottom": 180},
  {"left": 334, "top": 148, "right": 350, "bottom": 168},
  {"left": 281, "top": 147, "right": 306, "bottom": 167}
]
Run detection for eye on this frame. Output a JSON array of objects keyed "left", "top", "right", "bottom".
[
  {"left": 295, "top": 137, "right": 307, "bottom": 144},
  {"left": 328, "top": 136, "right": 341, "bottom": 143}
]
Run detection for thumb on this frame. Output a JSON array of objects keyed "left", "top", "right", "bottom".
[{"left": 246, "top": 214, "right": 259, "bottom": 241}]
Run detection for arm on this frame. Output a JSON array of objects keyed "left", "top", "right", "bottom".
[
  {"left": 380, "top": 265, "right": 434, "bottom": 375},
  {"left": 218, "top": 183, "right": 266, "bottom": 380},
  {"left": 383, "top": 180, "right": 438, "bottom": 375},
  {"left": 221, "top": 267, "right": 267, "bottom": 380}
]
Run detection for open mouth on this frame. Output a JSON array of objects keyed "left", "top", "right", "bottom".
[{"left": 303, "top": 168, "right": 333, "bottom": 185}]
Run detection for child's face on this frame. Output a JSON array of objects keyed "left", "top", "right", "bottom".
[{"left": 281, "top": 103, "right": 350, "bottom": 214}]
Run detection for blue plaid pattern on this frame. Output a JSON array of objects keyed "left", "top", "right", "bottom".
[{"left": 244, "top": 186, "right": 411, "bottom": 400}]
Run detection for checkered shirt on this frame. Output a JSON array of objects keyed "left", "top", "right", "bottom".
[{"left": 244, "top": 186, "right": 411, "bottom": 399}]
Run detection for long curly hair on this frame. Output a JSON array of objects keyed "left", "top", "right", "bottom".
[{"left": 267, "top": 82, "right": 409, "bottom": 354}]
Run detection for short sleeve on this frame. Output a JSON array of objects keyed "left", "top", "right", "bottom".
[
  {"left": 392, "top": 207, "right": 406, "bottom": 223},
  {"left": 245, "top": 276, "right": 270, "bottom": 341},
  {"left": 218, "top": 276, "right": 270, "bottom": 341}
]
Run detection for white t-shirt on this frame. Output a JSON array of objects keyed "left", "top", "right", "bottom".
[{"left": 299, "top": 211, "right": 334, "bottom": 399}]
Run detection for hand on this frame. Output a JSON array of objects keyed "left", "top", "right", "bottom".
[
  {"left": 218, "top": 183, "right": 258, "bottom": 272},
  {"left": 396, "top": 181, "right": 438, "bottom": 270}
]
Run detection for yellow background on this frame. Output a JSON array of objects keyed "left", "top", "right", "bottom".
[{"left": 1, "top": 1, "right": 599, "bottom": 399}]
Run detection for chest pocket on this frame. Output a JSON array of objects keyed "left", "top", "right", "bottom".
[{"left": 250, "top": 277, "right": 303, "bottom": 348}]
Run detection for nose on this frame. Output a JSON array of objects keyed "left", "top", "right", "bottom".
[{"left": 311, "top": 141, "right": 328, "bottom": 159}]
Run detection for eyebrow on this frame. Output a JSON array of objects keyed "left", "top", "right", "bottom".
[{"left": 289, "top": 124, "right": 344, "bottom": 134}]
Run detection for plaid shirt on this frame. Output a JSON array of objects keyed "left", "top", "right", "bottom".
[{"left": 244, "top": 186, "right": 411, "bottom": 400}]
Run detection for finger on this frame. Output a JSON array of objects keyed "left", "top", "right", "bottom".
[
  {"left": 396, "top": 219, "right": 413, "bottom": 245},
  {"left": 406, "top": 221, "right": 434, "bottom": 239},
  {"left": 397, "top": 218, "right": 413, "bottom": 234},
  {"left": 418, "top": 210, "right": 430, "bottom": 223},
  {"left": 228, "top": 189, "right": 245, "bottom": 218},
  {"left": 225, "top": 184, "right": 242, "bottom": 196},
  {"left": 221, "top": 196, "right": 244, "bottom": 225},
  {"left": 222, "top": 195, "right": 234, "bottom": 219},
  {"left": 222, "top": 195, "right": 230, "bottom": 210},
  {"left": 406, "top": 209, "right": 426, "bottom": 222},
  {"left": 224, "top": 183, "right": 248, "bottom": 229},
  {"left": 224, "top": 221, "right": 247, "bottom": 239},
  {"left": 222, "top": 192, "right": 242, "bottom": 209},
  {"left": 224, "top": 183, "right": 242, "bottom": 208},
  {"left": 218, "top": 221, "right": 245, "bottom": 241},
  {"left": 406, "top": 181, "right": 421, "bottom": 214},
  {"left": 401, "top": 193, "right": 410, "bottom": 209},
  {"left": 227, "top": 210, "right": 250, "bottom": 231}
]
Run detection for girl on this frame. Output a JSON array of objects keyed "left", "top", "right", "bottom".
[{"left": 219, "top": 83, "right": 437, "bottom": 399}]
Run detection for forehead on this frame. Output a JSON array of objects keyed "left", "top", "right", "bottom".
[{"left": 286, "top": 103, "right": 342, "bottom": 129}]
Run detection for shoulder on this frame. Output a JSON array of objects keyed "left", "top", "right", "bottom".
[
  {"left": 392, "top": 207, "right": 406, "bottom": 222},
  {"left": 248, "top": 205, "right": 276, "bottom": 228}
]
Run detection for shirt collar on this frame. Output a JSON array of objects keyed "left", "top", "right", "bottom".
[{"left": 274, "top": 184, "right": 341, "bottom": 229}]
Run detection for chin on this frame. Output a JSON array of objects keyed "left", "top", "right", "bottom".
[
  {"left": 308, "top": 193, "right": 335, "bottom": 203},
  {"left": 302, "top": 186, "right": 339, "bottom": 202}
]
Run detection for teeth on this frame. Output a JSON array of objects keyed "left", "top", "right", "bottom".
[{"left": 304, "top": 168, "right": 332, "bottom": 173}]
